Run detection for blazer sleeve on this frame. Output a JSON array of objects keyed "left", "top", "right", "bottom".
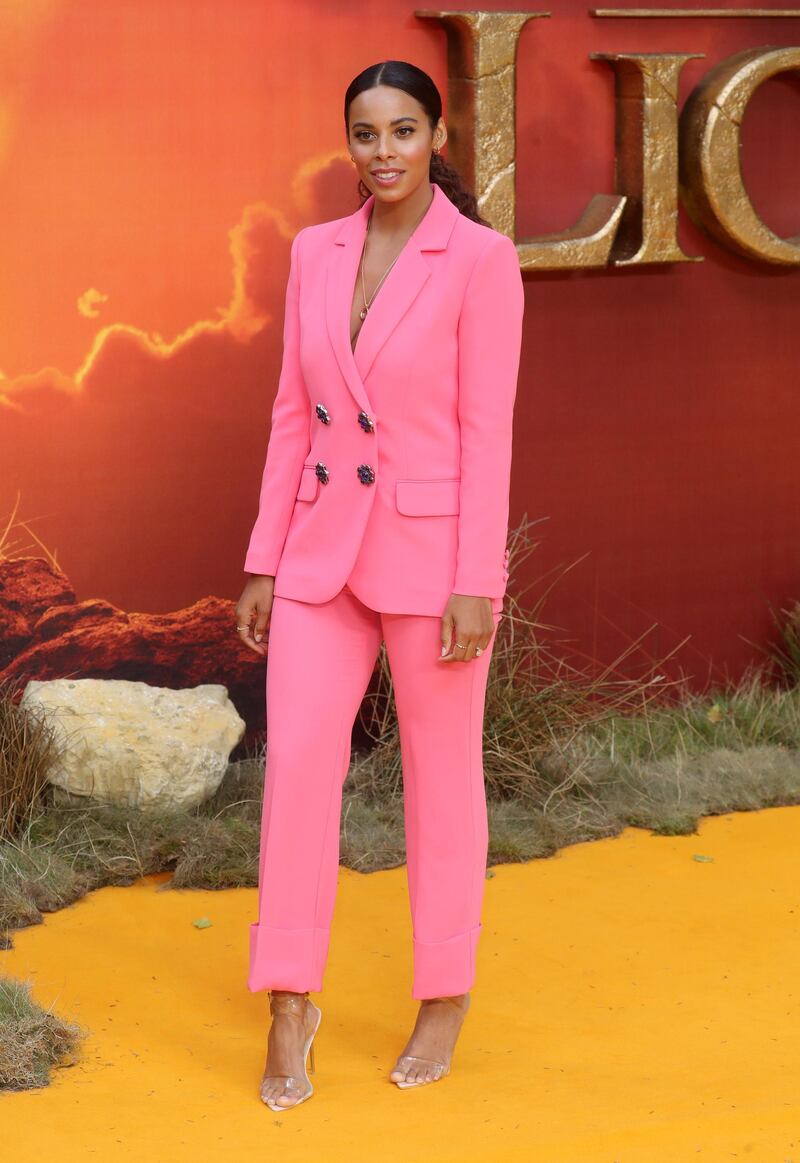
[
  {"left": 452, "top": 231, "right": 524, "bottom": 598},
  {"left": 243, "top": 227, "right": 311, "bottom": 576}
]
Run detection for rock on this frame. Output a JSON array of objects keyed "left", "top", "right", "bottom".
[
  {"left": 0, "top": 558, "right": 76, "bottom": 670},
  {"left": 20, "top": 678, "right": 246, "bottom": 810}
]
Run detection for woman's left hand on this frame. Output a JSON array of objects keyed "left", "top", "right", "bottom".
[{"left": 439, "top": 594, "right": 496, "bottom": 663}]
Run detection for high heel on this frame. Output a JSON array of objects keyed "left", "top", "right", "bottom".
[
  {"left": 260, "top": 990, "right": 322, "bottom": 1111},
  {"left": 390, "top": 993, "right": 471, "bottom": 1089}
]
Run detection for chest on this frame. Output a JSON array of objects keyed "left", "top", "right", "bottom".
[
  {"left": 298, "top": 241, "right": 466, "bottom": 393},
  {"left": 348, "top": 240, "right": 414, "bottom": 354}
]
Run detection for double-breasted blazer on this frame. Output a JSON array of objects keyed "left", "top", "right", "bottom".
[{"left": 243, "top": 181, "right": 525, "bottom": 616}]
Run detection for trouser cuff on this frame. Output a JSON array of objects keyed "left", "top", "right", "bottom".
[
  {"left": 411, "top": 923, "right": 482, "bottom": 999},
  {"left": 247, "top": 922, "right": 330, "bottom": 993}
]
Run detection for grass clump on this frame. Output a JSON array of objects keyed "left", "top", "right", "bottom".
[{"left": 0, "top": 975, "right": 86, "bottom": 1091}]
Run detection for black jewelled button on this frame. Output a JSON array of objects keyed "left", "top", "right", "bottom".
[
  {"left": 357, "top": 410, "right": 374, "bottom": 433},
  {"left": 315, "top": 403, "right": 331, "bottom": 424},
  {"left": 356, "top": 463, "right": 375, "bottom": 485},
  {"left": 315, "top": 461, "right": 330, "bottom": 484}
]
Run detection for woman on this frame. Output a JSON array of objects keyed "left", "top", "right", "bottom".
[{"left": 236, "top": 59, "right": 524, "bottom": 1109}]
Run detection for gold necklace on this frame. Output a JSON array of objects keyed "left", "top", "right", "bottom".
[{"left": 358, "top": 199, "right": 431, "bottom": 321}]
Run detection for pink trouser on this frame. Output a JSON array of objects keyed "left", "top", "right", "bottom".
[{"left": 247, "top": 583, "right": 502, "bottom": 1000}]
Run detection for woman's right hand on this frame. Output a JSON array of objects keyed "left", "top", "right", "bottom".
[{"left": 235, "top": 574, "right": 276, "bottom": 657}]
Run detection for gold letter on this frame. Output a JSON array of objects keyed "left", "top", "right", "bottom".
[
  {"left": 592, "top": 52, "right": 704, "bottom": 265},
  {"left": 680, "top": 46, "right": 800, "bottom": 265},
  {"left": 416, "top": 8, "right": 627, "bottom": 268}
]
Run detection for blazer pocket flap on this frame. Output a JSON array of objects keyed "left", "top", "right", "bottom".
[
  {"left": 296, "top": 465, "right": 320, "bottom": 502},
  {"left": 395, "top": 478, "right": 460, "bottom": 516}
]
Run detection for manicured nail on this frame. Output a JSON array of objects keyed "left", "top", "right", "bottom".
[
  {"left": 255, "top": 633, "right": 262, "bottom": 642},
  {"left": 441, "top": 645, "right": 447, "bottom": 656}
]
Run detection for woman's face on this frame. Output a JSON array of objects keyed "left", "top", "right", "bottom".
[{"left": 347, "top": 84, "right": 446, "bottom": 204}]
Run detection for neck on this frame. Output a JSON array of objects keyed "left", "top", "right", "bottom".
[{"left": 368, "top": 181, "right": 434, "bottom": 237}]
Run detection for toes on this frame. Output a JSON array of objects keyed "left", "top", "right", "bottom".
[
  {"left": 391, "top": 1060, "right": 446, "bottom": 1086},
  {"left": 261, "top": 1078, "right": 303, "bottom": 1106},
  {"left": 276, "top": 1087, "right": 301, "bottom": 1106}
]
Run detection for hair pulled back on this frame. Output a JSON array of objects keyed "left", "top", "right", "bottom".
[{"left": 343, "top": 60, "right": 490, "bottom": 228}]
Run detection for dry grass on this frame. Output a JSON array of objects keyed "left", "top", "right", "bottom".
[
  {"left": 0, "top": 676, "right": 60, "bottom": 843},
  {"left": 0, "top": 975, "right": 87, "bottom": 1091}
]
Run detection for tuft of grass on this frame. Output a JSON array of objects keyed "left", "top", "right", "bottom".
[
  {"left": 0, "top": 975, "right": 87, "bottom": 1091},
  {"left": 0, "top": 675, "right": 59, "bottom": 843},
  {"left": 764, "top": 598, "right": 800, "bottom": 687}
]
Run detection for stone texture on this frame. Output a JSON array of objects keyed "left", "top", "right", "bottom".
[
  {"left": 20, "top": 677, "right": 245, "bottom": 810},
  {"left": 0, "top": 558, "right": 76, "bottom": 671}
]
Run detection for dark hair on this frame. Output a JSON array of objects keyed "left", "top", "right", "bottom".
[{"left": 343, "top": 60, "right": 490, "bottom": 227}]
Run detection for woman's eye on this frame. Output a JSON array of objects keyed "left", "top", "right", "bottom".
[{"left": 354, "top": 127, "right": 414, "bottom": 141}]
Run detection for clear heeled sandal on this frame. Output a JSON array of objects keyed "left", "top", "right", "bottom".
[
  {"left": 390, "top": 994, "right": 471, "bottom": 1089},
  {"left": 260, "top": 990, "right": 322, "bottom": 1111}
]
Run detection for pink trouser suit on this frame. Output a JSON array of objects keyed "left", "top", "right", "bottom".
[{"left": 243, "top": 183, "right": 525, "bottom": 999}]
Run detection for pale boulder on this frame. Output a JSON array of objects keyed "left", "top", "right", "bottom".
[{"left": 21, "top": 678, "right": 246, "bottom": 810}]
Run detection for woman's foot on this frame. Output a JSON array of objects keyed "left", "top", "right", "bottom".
[
  {"left": 260, "top": 990, "right": 321, "bottom": 1110},
  {"left": 389, "top": 993, "right": 471, "bottom": 1087}
]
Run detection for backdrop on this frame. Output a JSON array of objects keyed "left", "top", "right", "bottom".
[{"left": 1, "top": 0, "right": 798, "bottom": 691}]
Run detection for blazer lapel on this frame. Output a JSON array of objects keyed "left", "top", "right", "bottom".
[{"left": 325, "top": 183, "right": 460, "bottom": 413}]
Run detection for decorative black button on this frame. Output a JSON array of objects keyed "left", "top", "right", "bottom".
[
  {"left": 356, "top": 464, "right": 375, "bottom": 485},
  {"left": 357, "top": 410, "right": 374, "bottom": 433},
  {"left": 315, "top": 403, "right": 330, "bottom": 424},
  {"left": 315, "top": 462, "right": 330, "bottom": 484}
]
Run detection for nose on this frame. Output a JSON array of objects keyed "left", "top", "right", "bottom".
[{"left": 374, "top": 134, "right": 396, "bottom": 160}]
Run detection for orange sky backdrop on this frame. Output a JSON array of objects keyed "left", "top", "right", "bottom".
[{"left": 2, "top": 0, "right": 799, "bottom": 688}]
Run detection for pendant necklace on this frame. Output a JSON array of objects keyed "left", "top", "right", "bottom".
[{"left": 357, "top": 199, "right": 431, "bottom": 321}]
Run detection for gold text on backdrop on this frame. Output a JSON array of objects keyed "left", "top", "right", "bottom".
[{"left": 415, "top": 8, "right": 800, "bottom": 269}]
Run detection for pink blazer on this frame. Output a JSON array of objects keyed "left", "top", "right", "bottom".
[{"left": 243, "top": 181, "right": 525, "bottom": 617}]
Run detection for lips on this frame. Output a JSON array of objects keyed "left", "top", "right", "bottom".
[{"left": 370, "top": 169, "right": 405, "bottom": 186}]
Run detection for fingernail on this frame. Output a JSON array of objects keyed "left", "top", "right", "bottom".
[
  {"left": 255, "top": 633, "right": 262, "bottom": 642},
  {"left": 440, "top": 645, "right": 447, "bottom": 656}
]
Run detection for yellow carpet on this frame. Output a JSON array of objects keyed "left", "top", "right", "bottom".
[{"left": 2, "top": 806, "right": 799, "bottom": 1161}]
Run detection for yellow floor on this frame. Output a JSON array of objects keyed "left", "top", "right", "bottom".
[{"left": 2, "top": 806, "right": 800, "bottom": 1161}]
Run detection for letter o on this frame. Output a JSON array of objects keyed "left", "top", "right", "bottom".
[{"left": 679, "top": 46, "right": 800, "bottom": 265}]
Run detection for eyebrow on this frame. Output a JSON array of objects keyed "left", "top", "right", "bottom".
[{"left": 351, "top": 116, "right": 419, "bottom": 128}]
